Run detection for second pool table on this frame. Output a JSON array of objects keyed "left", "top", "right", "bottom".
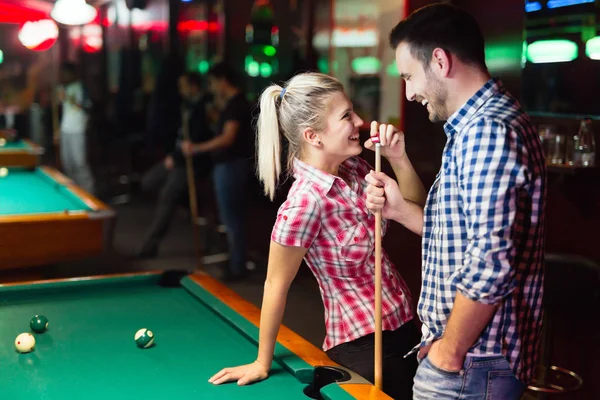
[
  {"left": 0, "top": 139, "right": 43, "bottom": 167},
  {"left": 0, "top": 270, "right": 392, "bottom": 399},
  {"left": 0, "top": 166, "right": 115, "bottom": 269}
]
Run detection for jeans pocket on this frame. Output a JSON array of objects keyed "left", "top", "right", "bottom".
[
  {"left": 486, "top": 369, "right": 524, "bottom": 400},
  {"left": 424, "top": 355, "right": 464, "bottom": 376}
]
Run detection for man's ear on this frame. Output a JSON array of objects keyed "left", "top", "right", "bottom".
[{"left": 430, "top": 47, "right": 452, "bottom": 78}]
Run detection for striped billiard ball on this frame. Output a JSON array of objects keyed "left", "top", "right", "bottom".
[{"left": 134, "top": 328, "right": 155, "bottom": 348}]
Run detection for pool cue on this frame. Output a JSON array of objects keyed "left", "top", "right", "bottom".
[
  {"left": 51, "top": 46, "right": 60, "bottom": 169},
  {"left": 373, "top": 133, "right": 383, "bottom": 390},
  {"left": 181, "top": 105, "right": 203, "bottom": 265}
]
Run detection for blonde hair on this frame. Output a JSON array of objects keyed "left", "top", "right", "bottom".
[{"left": 256, "top": 72, "right": 344, "bottom": 200}]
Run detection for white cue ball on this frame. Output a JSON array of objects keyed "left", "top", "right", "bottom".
[{"left": 15, "top": 333, "right": 35, "bottom": 353}]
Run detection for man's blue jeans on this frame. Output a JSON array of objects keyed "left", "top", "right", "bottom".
[
  {"left": 413, "top": 354, "right": 526, "bottom": 399},
  {"left": 212, "top": 158, "right": 249, "bottom": 278}
]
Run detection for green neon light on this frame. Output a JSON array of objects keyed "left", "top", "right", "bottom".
[
  {"left": 259, "top": 62, "right": 272, "bottom": 77},
  {"left": 0, "top": 50, "right": 3, "bottom": 64},
  {"left": 586, "top": 36, "right": 600, "bottom": 60},
  {"left": 351, "top": 56, "right": 381, "bottom": 74},
  {"left": 198, "top": 60, "right": 209, "bottom": 74},
  {"left": 526, "top": 39, "right": 578, "bottom": 63},
  {"left": 386, "top": 63, "right": 399, "bottom": 77},
  {"left": 485, "top": 41, "right": 523, "bottom": 71},
  {"left": 263, "top": 45, "right": 276, "bottom": 57},
  {"left": 317, "top": 58, "right": 329, "bottom": 73},
  {"left": 247, "top": 61, "right": 260, "bottom": 77}
]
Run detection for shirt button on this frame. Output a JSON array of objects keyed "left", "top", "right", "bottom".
[
  {"left": 283, "top": 216, "right": 288, "bottom": 221},
  {"left": 353, "top": 237, "right": 359, "bottom": 242}
]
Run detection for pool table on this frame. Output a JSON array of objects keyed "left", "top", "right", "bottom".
[
  {"left": 0, "top": 270, "right": 391, "bottom": 400},
  {"left": 0, "top": 139, "right": 43, "bottom": 167},
  {"left": 0, "top": 166, "right": 115, "bottom": 269}
]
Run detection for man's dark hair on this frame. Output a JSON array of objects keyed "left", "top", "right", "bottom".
[
  {"left": 207, "top": 62, "right": 239, "bottom": 87},
  {"left": 389, "top": 3, "right": 487, "bottom": 71},
  {"left": 182, "top": 71, "right": 202, "bottom": 90}
]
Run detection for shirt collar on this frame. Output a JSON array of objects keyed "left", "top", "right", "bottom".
[
  {"left": 443, "top": 77, "right": 503, "bottom": 138},
  {"left": 292, "top": 157, "right": 359, "bottom": 193}
]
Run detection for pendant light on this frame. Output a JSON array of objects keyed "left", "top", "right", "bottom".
[{"left": 51, "top": 0, "right": 97, "bottom": 26}]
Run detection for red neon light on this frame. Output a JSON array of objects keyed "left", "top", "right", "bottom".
[
  {"left": 18, "top": 19, "right": 58, "bottom": 52},
  {"left": 0, "top": 2, "right": 49, "bottom": 24}
]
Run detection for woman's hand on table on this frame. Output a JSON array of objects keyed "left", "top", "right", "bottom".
[{"left": 209, "top": 360, "right": 270, "bottom": 386}]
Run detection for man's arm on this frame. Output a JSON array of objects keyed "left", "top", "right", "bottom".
[
  {"left": 388, "top": 156, "right": 427, "bottom": 207},
  {"left": 192, "top": 120, "right": 239, "bottom": 153},
  {"left": 365, "top": 171, "right": 424, "bottom": 236},
  {"left": 428, "top": 293, "right": 497, "bottom": 368}
]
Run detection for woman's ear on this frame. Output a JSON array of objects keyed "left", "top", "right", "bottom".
[{"left": 303, "top": 127, "right": 322, "bottom": 146}]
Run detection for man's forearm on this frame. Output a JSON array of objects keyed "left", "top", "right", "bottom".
[
  {"left": 388, "top": 155, "right": 427, "bottom": 206},
  {"left": 438, "top": 292, "right": 497, "bottom": 358},
  {"left": 393, "top": 200, "right": 424, "bottom": 236},
  {"left": 195, "top": 134, "right": 232, "bottom": 153}
]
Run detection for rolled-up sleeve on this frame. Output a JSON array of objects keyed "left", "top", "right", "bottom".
[{"left": 453, "top": 118, "right": 527, "bottom": 304}]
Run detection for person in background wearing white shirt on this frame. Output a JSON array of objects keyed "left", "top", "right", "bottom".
[{"left": 55, "top": 62, "right": 95, "bottom": 193}]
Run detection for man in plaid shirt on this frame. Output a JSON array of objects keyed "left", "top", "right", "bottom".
[{"left": 366, "top": 4, "right": 546, "bottom": 399}]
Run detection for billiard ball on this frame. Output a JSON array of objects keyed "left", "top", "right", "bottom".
[
  {"left": 30, "top": 315, "right": 49, "bottom": 333},
  {"left": 134, "top": 328, "right": 154, "bottom": 348},
  {"left": 0, "top": 167, "right": 7, "bottom": 178},
  {"left": 15, "top": 333, "right": 35, "bottom": 353},
  {"left": 0, "top": 138, "right": 5, "bottom": 146}
]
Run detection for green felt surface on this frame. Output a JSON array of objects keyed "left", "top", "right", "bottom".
[
  {"left": 0, "top": 274, "right": 340, "bottom": 400},
  {"left": 0, "top": 168, "right": 91, "bottom": 216},
  {"left": 0, "top": 140, "right": 30, "bottom": 150}
]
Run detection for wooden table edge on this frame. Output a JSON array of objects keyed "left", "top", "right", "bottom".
[
  {"left": 0, "top": 166, "right": 116, "bottom": 223},
  {"left": 189, "top": 272, "right": 393, "bottom": 399}
]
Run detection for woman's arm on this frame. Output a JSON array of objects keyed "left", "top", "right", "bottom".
[{"left": 209, "top": 241, "right": 307, "bottom": 385}]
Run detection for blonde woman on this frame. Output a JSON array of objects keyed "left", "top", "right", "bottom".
[{"left": 209, "top": 72, "right": 422, "bottom": 398}]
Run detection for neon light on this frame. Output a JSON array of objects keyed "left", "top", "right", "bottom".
[
  {"left": 485, "top": 41, "right": 524, "bottom": 71},
  {"left": 547, "top": 0, "right": 594, "bottom": 9},
  {"left": 585, "top": 36, "right": 600, "bottom": 60},
  {"left": 247, "top": 61, "right": 260, "bottom": 77},
  {"left": 525, "top": 2, "right": 542, "bottom": 12},
  {"left": 386, "top": 63, "right": 399, "bottom": 77},
  {"left": 313, "top": 28, "right": 378, "bottom": 48},
  {"left": 351, "top": 57, "right": 381, "bottom": 74},
  {"left": 198, "top": 61, "right": 210, "bottom": 74},
  {"left": 526, "top": 40, "right": 578, "bottom": 63},
  {"left": 263, "top": 45, "right": 276, "bottom": 57},
  {"left": 260, "top": 63, "right": 272, "bottom": 77},
  {"left": 18, "top": 20, "right": 59, "bottom": 52}
]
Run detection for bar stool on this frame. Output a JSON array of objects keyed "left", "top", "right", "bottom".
[{"left": 525, "top": 254, "right": 600, "bottom": 398}]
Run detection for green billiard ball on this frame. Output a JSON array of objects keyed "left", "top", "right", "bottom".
[
  {"left": 30, "top": 315, "right": 49, "bottom": 333},
  {"left": 134, "top": 328, "right": 154, "bottom": 348}
]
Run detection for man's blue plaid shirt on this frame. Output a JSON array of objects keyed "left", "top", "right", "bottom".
[{"left": 415, "top": 78, "right": 546, "bottom": 382}]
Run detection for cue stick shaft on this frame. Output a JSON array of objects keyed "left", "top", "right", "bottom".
[
  {"left": 51, "top": 46, "right": 60, "bottom": 169},
  {"left": 181, "top": 106, "right": 203, "bottom": 264},
  {"left": 374, "top": 142, "right": 383, "bottom": 390}
]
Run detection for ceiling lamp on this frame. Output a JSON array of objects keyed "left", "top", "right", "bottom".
[{"left": 51, "top": 0, "right": 97, "bottom": 26}]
